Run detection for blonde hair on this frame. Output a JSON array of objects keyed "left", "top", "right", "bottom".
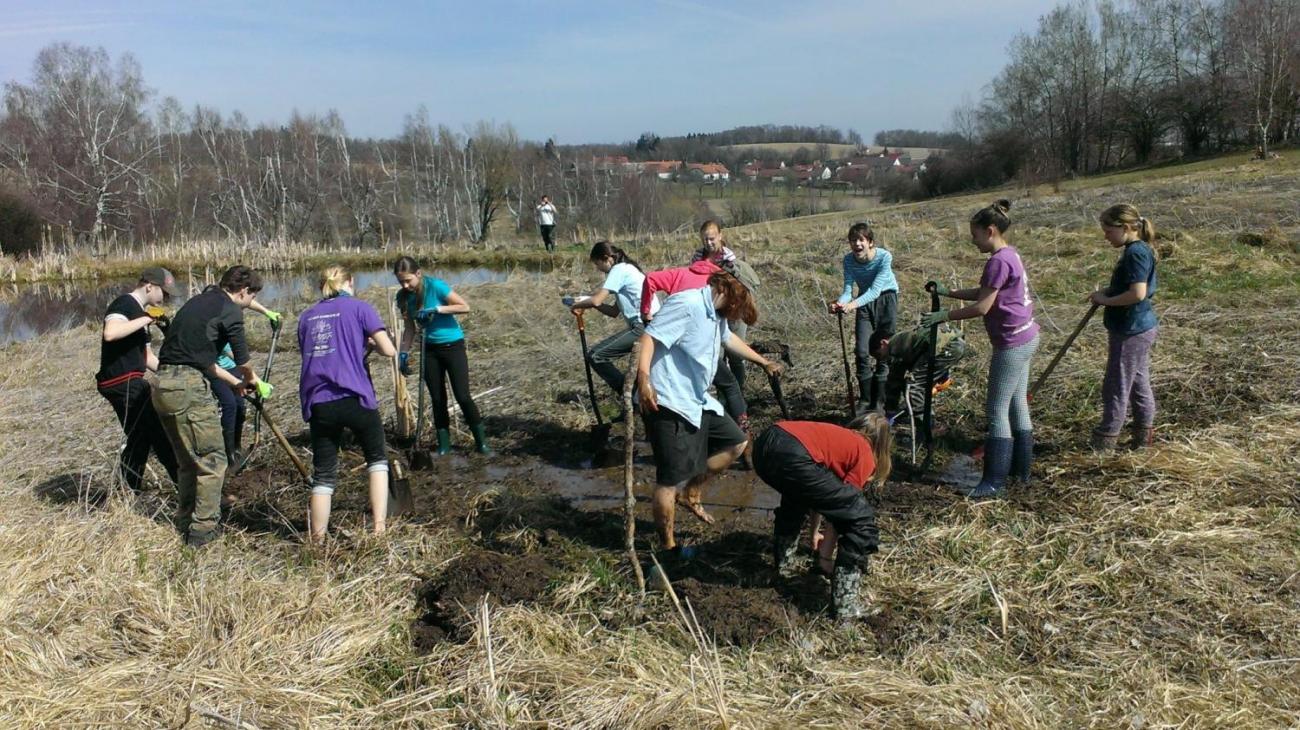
[
  {"left": 319, "top": 265, "right": 352, "bottom": 298},
  {"left": 1099, "top": 203, "right": 1157, "bottom": 257},
  {"left": 847, "top": 411, "right": 892, "bottom": 486}
]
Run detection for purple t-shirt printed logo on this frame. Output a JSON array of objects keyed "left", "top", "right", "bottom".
[{"left": 296, "top": 297, "right": 387, "bottom": 422}]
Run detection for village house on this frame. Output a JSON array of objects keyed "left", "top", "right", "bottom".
[{"left": 684, "top": 162, "right": 730, "bottom": 182}]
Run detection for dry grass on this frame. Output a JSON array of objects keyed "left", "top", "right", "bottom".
[{"left": 0, "top": 152, "right": 1297, "bottom": 727}]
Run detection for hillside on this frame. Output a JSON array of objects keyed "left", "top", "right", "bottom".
[{"left": 0, "top": 151, "right": 1296, "bottom": 727}]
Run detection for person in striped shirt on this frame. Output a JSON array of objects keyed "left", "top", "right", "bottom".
[{"left": 828, "top": 222, "right": 898, "bottom": 412}]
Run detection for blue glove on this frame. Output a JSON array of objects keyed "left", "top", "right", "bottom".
[
  {"left": 920, "top": 310, "right": 950, "bottom": 329},
  {"left": 416, "top": 307, "right": 438, "bottom": 325},
  {"left": 399, "top": 352, "right": 412, "bottom": 376}
]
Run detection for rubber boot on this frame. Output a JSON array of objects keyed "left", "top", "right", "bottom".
[
  {"left": 1010, "top": 430, "right": 1034, "bottom": 485},
  {"left": 832, "top": 562, "right": 867, "bottom": 620},
  {"left": 960, "top": 437, "right": 1012, "bottom": 499},
  {"left": 1090, "top": 430, "right": 1120, "bottom": 453},
  {"left": 223, "top": 429, "right": 242, "bottom": 472},
  {"left": 470, "top": 423, "right": 492, "bottom": 455},
  {"left": 1129, "top": 424, "right": 1153, "bottom": 450},
  {"left": 435, "top": 428, "right": 452, "bottom": 456},
  {"left": 772, "top": 532, "right": 803, "bottom": 579}
]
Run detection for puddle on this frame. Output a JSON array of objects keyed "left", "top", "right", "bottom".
[
  {"left": 937, "top": 454, "right": 982, "bottom": 489},
  {"left": 0, "top": 265, "right": 514, "bottom": 347}
]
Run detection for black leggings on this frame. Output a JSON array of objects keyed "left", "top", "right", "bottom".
[
  {"left": 98, "top": 377, "right": 179, "bottom": 490},
  {"left": 854, "top": 291, "right": 898, "bottom": 405},
  {"left": 308, "top": 397, "right": 388, "bottom": 496},
  {"left": 421, "top": 339, "right": 482, "bottom": 429},
  {"left": 753, "top": 426, "right": 878, "bottom": 569}
]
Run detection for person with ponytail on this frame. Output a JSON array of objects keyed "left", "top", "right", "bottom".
[
  {"left": 752, "top": 412, "right": 892, "bottom": 620},
  {"left": 570, "top": 240, "right": 659, "bottom": 405},
  {"left": 1087, "top": 204, "right": 1159, "bottom": 451},
  {"left": 393, "top": 256, "right": 491, "bottom": 455},
  {"left": 297, "top": 266, "right": 396, "bottom": 541},
  {"left": 922, "top": 199, "right": 1040, "bottom": 498}
]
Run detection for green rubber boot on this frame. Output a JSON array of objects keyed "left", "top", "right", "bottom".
[
  {"left": 435, "top": 428, "right": 452, "bottom": 455},
  {"left": 470, "top": 423, "right": 492, "bottom": 455}
]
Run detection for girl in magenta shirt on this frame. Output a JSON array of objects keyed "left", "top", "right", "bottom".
[{"left": 922, "top": 199, "right": 1040, "bottom": 498}]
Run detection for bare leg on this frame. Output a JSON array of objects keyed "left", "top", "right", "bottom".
[
  {"left": 369, "top": 470, "right": 388, "bottom": 536},
  {"left": 653, "top": 484, "right": 680, "bottom": 549},
  {"left": 817, "top": 522, "right": 838, "bottom": 575},
  {"left": 309, "top": 494, "right": 331, "bottom": 542},
  {"left": 678, "top": 440, "right": 747, "bottom": 525}
]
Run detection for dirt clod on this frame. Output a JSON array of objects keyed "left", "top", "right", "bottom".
[
  {"left": 672, "top": 577, "right": 800, "bottom": 646},
  {"left": 412, "top": 550, "right": 555, "bottom": 649}
]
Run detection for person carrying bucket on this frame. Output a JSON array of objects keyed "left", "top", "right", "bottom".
[
  {"left": 753, "top": 412, "right": 892, "bottom": 620},
  {"left": 153, "top": 265, "right": 267, "bottom": 548},
  {"left": 1087, "top": 204, "right": 1159, "bottom": 452},
  {"left": 636, "top": 272, "right": 783, "bottom": 556},
  {"left": 569, "top": 241, "right": 659, "bottom": 418},
  {"left": 96, "top": 267, "right": 181, "bottom": 493},
  {"left": 828, "top": 222, "right": 898, "bottom": 413},
  {"left": 393, "top": 256, "right": 491, "bottom": 455},
  {"left": 922, "top": 200, "right": 1039, "bottom": 499},
  {"left": 298, "top": 266, "right": 397, "bottom": 541}
]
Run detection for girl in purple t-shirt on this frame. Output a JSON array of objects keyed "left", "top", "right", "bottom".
[
  {"left": 297, "top": 265, "right": 397, "bottom": 541},
  {"left": 922, "top": 199, "right": 1040, "bottom": 498}
]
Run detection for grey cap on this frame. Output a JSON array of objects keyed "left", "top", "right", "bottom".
[{"left": 140, "top": 267, "right": 179, "bottom": 298}]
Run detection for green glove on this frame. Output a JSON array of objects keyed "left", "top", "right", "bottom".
[
  {"left": 927, "top": 281, "right": 951, "bottom": 297},
  {"left": 264, "top": 309, "right": 282, "bottom": 329},
  {"left": 254, "top": 379, "right": 274, "bottom": 400},
  {"left": 920, "top": 310, "right": 950, "bottom": 329}
]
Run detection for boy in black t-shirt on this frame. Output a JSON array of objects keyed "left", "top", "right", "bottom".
[{"left": 97, "top": 267, "right": 181, "bottom": 492}]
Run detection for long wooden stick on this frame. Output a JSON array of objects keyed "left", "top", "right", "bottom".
[
  {"left": 623, "top": 340, "right": 645, "bottom": 594},
  {"left": 1028, "top": 303, "right": 1100, "bottom": 400}
]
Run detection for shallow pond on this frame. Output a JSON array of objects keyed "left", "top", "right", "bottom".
[{"left": 0, "top": 266, "right": 511, "bottom": 348}]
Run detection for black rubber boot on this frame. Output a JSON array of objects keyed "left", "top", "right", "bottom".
[
  {"left": 1010, "top": 430, "right": 1034, "bottom": 485},
  {"left": 960, "top": 437, "right": 1012, "bottom": 499}
]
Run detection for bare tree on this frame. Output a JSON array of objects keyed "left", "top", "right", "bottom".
[{"left": 1228, "top": 0, "right": 1300, "bottom": 156}]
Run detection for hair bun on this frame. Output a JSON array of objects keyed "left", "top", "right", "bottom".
[{"left": 993, "top": 199, "right": 1012, "bottom": 213}]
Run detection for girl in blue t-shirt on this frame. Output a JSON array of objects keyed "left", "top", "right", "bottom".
[
  {"left": 1087, "top": 204, "right": 1159, "bottom": 451},
  {"left": 569, "top": 241, "right": 653, "bottom": 408},
  {"left": 393, "top": 256, "right": 490, "bottom": 455}
]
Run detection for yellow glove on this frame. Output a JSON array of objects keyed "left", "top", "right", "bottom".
[
  {"left": 144, "top": 304, "right": 167, "bottom": 319},
  {"left": 254, "top": 379, "right": 274, "bottom": 400}
]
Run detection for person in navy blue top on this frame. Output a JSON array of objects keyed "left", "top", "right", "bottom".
[{"left": 1088, "top": 204, "right": 1159, "bottom": 451}]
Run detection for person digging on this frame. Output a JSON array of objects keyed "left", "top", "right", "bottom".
[
  {"left": 871, "top": 325, "right": 974, "bottom": 427},
  {"left": 635, "top": 273, "right": 782, "bottom": 557}
]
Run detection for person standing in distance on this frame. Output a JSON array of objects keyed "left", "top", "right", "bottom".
[{"left": 536, "top": 195, "right": 558, "bottom": 252}]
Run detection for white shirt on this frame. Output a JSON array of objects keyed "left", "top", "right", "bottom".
[{"left": 536, "top": 202, "right": 557, "bottom": 226}]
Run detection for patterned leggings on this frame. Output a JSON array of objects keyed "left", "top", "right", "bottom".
[{"left": 986, "top": 334, "right": 1039, "bottom": 439}]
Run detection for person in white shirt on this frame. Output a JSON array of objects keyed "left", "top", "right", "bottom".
[
  {"left": 536, "top": 195, "right": 558, "bottom": 251},
  {"left": 569, "top": 241, "right": 659, "bottom": 409}
]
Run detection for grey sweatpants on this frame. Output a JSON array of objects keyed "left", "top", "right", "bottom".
[
  {"left": 1097, "top": 327, "right": 1157, "bottom": 435},
  {"left": 986, "top": 334, "right": 1039, "bottom": 439}
]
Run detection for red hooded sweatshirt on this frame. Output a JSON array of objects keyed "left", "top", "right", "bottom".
[{"left": 640, "top": 259, "right": 722, "bottom": 320}]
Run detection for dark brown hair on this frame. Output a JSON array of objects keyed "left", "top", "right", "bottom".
[
  {"left": 848, "top": 222, "right": 874, "bottom": 242},
  {"left": 970, "top": 199, "right": 1012, "bottom": 233},
  {"left": 589, "top": 240, "right": 642, "bottom": 272},
  {"left": 392, "top": 255, "right": 422, "bottom": 276},
  {"left": 219, "top": 265, "right": 263, "bottom": 294}
]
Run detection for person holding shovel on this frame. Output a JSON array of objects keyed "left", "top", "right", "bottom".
[
  {"left": 570, "top": 241, "right": 658, "bottom": 414},
  {"left": 753, "top": 412, "right": 892, "bottom": 620},
  {"left": 871, "top": 325, "right": 974, "bottom": 420},
  {"left": 96, "top": 267, "right": 181, "bottom": 493},
  {"left": 209, "top": 299, "right": 281, "bottom": 470},
  {"left": 922, "top": 200, "right": 1039, "bottom": 499},
  {"left": 828, "top": 222, "right": 898, "bottom": 413},
  {"left": 636, "top": 272, "right": 783, "bottom": 556},
  {"left": 1087, "top": 204, "right": 1159, "bottom": 451},
  {"left": 298, "top": 266, "right": 396, "bottom": 541},
  {"left": 153, "top": 265, "right": 266, "bottom": 548},
  {"left": 393, "top": 256, "right": 491, "bottom": 455}
]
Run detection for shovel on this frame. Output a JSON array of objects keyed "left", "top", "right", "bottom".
[
  {"left": 409, "top": 320, "right": 434, "bottom": 471},
  {"left": 568, "top": 305, "right": 613, "bottom": 451},
  {"left": 751, "top": 340, "right": 793, "bottom": 419},
  {"left": 242, "top": 394, "right": 311, "bottom": 485},
  {"left": 836, "top": 309, "right": 857, "bottom": 418},
  {"left": 1028, "top": 303, "right": 1100, "bottom": 401},
  {"left": 385, "top": 450, "right": 415, "bottom": 517},
  {"left": 921, "top": 282, "right": 943, "bottom": 470},
  {"left": 244, "top": 316, "right": 284, "bottom": 457}
]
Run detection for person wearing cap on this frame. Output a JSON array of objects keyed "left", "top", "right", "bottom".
[
  {"left": 153, "top": 265, "right": 265, "bottom": 548},
  {"left": 96, "top": 267, "right": 181, "bottom": 492}
]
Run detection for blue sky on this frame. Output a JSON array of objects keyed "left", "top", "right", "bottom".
[{"left": 0, "top": 0, "right": 1048, "bottom": 143}]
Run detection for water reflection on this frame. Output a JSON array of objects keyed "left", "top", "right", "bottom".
[{"left": 0, "top": 266, "right": 512, "bottom": 348}]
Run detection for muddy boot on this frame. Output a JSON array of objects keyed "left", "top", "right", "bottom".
[
  {"left": 772, "top": 532, "right": 804, "bottom": 579},
  {"left": 1129, "top": 424, "right": 1153, "bottom": 450},
  {"left": 471, "top": 423, "right": 492, "bottom": 455},
  {"left": 1010, "top": 430, "right": 1034, "bottom": 485},
  {"left": 832, "top": 562, "right": 867, "bottom": 620},
  {"left": 959, "top": 437, "right": 1012, "bottom": 499},
  {"left": 186, "top": 525, "right": 223, "bottom": 549},
  {"left": 1090, "top": 430, "right": 1120, "bottom": 453},
  {"left": 223, "top": 429, "right": 243, "bottom": 476},
  {"left": 435, "top": 428, "right": 452, "bottom": 456}
]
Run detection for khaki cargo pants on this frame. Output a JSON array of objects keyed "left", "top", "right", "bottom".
[{"left": 152, "top": 365, "right": 227, "bottom": 537}]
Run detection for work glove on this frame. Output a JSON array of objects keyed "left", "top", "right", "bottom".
[
  {"left": 145, "top": 304, "right": 171, "bottom": 333},
  {"left": 920, "top": 309, "right": 950, "bottom": 329},
  {"left": 399, "top": 352, "right": 413, "bottom": 376},
  {"left": 416, "top": 307, "right": 438, "bottom": 325},
  {"left": 253, "top": 379, "right": 274, "bottom": 400},
  {"left": 926, "top": 281, "right": 951, "bottom": 297},
  {"left": 264, "top": 309, "right": 282, "bottom": 331}
]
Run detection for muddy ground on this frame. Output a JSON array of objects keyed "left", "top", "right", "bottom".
[{"left": 218, "top": 395, "right": 968, "bottom": 652}]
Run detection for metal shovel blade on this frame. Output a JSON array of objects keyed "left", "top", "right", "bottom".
[{"left": 387, "top": 458, "right": 415, "bottom": 517}]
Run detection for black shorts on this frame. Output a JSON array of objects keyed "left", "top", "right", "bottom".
[{"left": 642, "top": 407, "right": 747, "bottom": 486}]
